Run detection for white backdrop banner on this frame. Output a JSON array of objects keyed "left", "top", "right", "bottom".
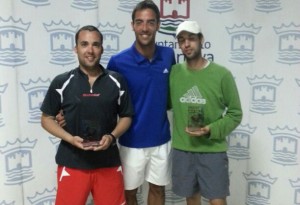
[{"left": 0, "top": 0, "right": 299, "bottom": 205}]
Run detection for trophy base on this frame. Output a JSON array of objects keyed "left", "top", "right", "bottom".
[
  {"left": 187, "top": 127, "right": 203, "bottom": 132},
  {"left": 82, "top": 140, "right": 99, "bottom": 147}
]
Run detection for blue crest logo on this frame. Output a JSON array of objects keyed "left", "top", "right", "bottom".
[
  {"left": 165, "top": 187, "right": 185, "bottom": 204},
  {"left": 20, "top": 78, "right": 51, "bottom": 124},
  {"left": 71, "top": 0, "right": 98, "bottom": 10},
  {"left": 98, "top": 22, "right": 125, "bottom": 66},
  {"left": 269, "top": 126, "right": 299, "bottom": 166},
  {"left": 118, "top": 0, "right": 140, "bottom": 13},
  {"left": 226, "top": 23, "right": 261, "bottom": 64},
  {"left": 137, "top": 186, "right": 145, "bottom": 205},
  {"left": 0, "top": 17, "right": 31, "bottom": 67},
  {"left": 244, "top": 172, "right": 277, "bottom": 205},
  {"left": 207, "top": 0, "right": 234, "bottom": 13},
  {"left": 297, "top": 79, "right": 300, "bottom": 115},
  {"left": 273, "top": 22, "right": 300, "bottom": 65},
  {"left": 227, "top": 124, "right": 256, "bottom": 160},
  {"left": 0, "top": 201, "right": 15, "bottom": 205},
  {"left": 0, "top": 83, "right": 8, "bottom": 127},
  {"left": 27, "top": 188, "right": 56, "bottom": 205},
  {"left": 247, "top": 75, "right": 283, "bottom": 114},
  {"left": 21, "top": 0, "right": 50, "bottom": 7},
  {"left": 43, "top": 20, "right": 79, "bottom": 66},
  {"left": 255, "top": 0, "right": 282, "bottom": 13},
  {"left": 0, "top": 138, "right": 37, "bottom": 185},
  {"left": 49, "top": 136, "right": 61, "bottom": 151},
  {"left": 289, "top": 178, "right": 300, "bottom": 204}
]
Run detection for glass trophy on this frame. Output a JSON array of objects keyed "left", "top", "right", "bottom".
[
  {"left": 187, "top": 106, "right": 205, "bottom": 132},
  {"left": 81, "top": 120, "right": 101, "bottom": 147}
]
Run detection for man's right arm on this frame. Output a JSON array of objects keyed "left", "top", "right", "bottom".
[{"left": 41, "top": 113, "right": 88, "bottom": 150}]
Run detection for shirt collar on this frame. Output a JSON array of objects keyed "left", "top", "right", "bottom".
[
  {"left": 131, "top": 42, "right": 162, "bottom": 64},
  {"left": 77, "top": 64, "right": 108, "bottom": 76}
]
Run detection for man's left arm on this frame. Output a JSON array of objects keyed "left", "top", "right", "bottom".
[
  {"left": 94, "top": 117, "right": 132, "bottom": 151},
  {"left": 208, "top": 72, "right": 243, "bottom": 139}
]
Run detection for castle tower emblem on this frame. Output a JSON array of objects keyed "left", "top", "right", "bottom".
[
  {"left": 43, "top": 20, "right": 79, "bottom": 66},
  {"left": 0, "top": 17, "right": 31, "bottom": 67},
  {"left": 98, "top": 22, "right": 125, "bottom": 66},
  {"left": 226, "top": 23, "right": 261, "bottom": 64},
  {"left": 21, "top": 78, "right": 51, "bottom": 123},
  {"left": 0, "top": 138, "right": 37, "bottom": 185},
  {"left": 247, "top": 75, "right": 283, "bottom": 114},
  {"left": 273, "top": 22, "right": 300, "bottom": 65},
  {"left": 159, "top": 0, "right": 190, "bottom": 36}
]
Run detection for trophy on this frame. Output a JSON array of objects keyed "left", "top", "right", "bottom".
[
  {"left": 81, "top": 120, "right": 101, "bottom": 147},
  {"left": 187, "top": 106, "right": 205, "bottom": 132}
]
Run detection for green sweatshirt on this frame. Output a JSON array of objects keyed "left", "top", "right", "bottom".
[{"left": 169, "top": 61, "right": 243, "bottom": 152}]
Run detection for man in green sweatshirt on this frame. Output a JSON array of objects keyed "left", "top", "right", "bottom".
[{"left": 169, "top": 20, "right": 243, "bottom": 205}]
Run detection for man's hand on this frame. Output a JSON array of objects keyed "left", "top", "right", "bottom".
[
  {"left": 75, "top": 134, "right": 115, "bottom": 151},
  {"left": 69, "top": 136, "right": 94, "bottom": 150},
  {"left": 91, "top": 135, "right": 115, "bottom": 151},
  {"left": 56, "top": 110, "right": 66, "bottom": 127},
  {"left": 185, "top": 126, "right": 210, "bottom": 137}
]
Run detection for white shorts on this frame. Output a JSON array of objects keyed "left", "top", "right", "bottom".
[{"left": 119, "top": 141, "right": 171, "bottom": 190}]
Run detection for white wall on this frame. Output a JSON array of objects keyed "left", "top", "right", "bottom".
[{"left": 0, "top": 0, "right": 299, "bottom": 204}]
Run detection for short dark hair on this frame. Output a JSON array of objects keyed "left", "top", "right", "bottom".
[
  {"left": 75, "top": 25, "right": 103, "bottom": 45},
  {"left": 131, "top": 0, "right": 160, "bottom": 23},
  {"left": 198, "top": 33, "right": 204, "bottom": 40}
]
